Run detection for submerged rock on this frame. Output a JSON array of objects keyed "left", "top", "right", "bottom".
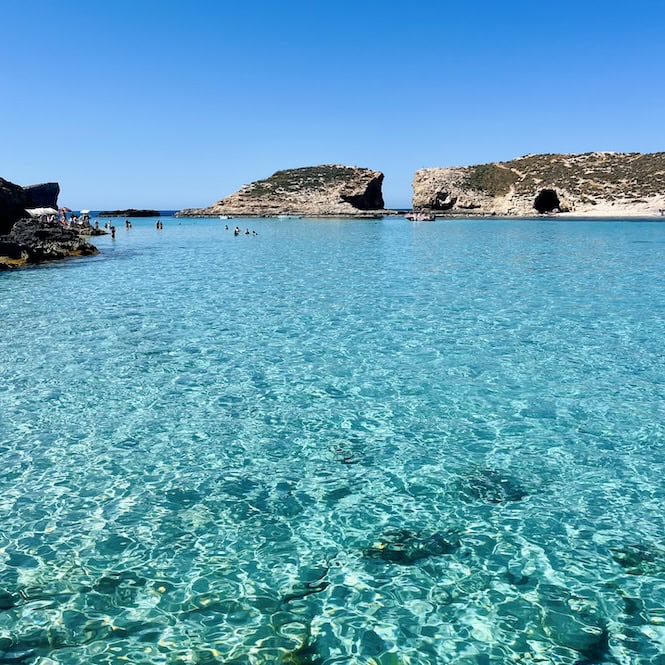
[
  {"left": 0, "top": 589, "right": 18, "bottom": 610},
  {"left": 281, "top": 624, "right": 325, "bottom": 665},
  {"left": 457, "top": 466, "right": 527, "bottom": 504},
  {"left": 0, "top": 646, "right": 38, "bottom": 664},
  {"left": 539, "top": 585, "right": 610, "bottom": 663},
  {"left": 164, "top": 487, "right": 202, "bottom": 509},
  {"left": 561, "top": 622, "right": 610, "bottom": 663},
  {"left": 611, "top": 543, "right": 665, "bottom": 577},
  {"left": 177, "top": 164, "right": 388, "bottom": 218},
  {"left": 92, "top": 570, "right": 147, "bottom": 597},
  {"left": 96, "top": 534, "right": 134, "bottom": 555},
  {"left": 281, "top": 566, "right": 330, "bottom": 606},
  {"left": 282, "top": 644, "right": 324, "bottom": 665},
  {"left": 364, "top": 528, "right": 459, "bottom": 565},
  {"left": 281, "top": 580, "right": 329, "bottom": 605}
]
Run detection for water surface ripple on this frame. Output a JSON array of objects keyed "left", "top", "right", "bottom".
[{"left": 1, "top": 217, "right": 664, "bottom": 664}]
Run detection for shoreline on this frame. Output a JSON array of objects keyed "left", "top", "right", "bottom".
[{"left": 173, "top": 211, "right": 665, "bottom": 221}]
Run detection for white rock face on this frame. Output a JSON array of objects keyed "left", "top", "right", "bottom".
[
  {"left": 412, "top": 152, "right": 665, "bottom": 217},
  {"left": 178, "top": 165, "right": 386, "bottom": 217}
]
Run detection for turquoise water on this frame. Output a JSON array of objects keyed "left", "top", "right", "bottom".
[{"left": 1, "top": 216, "right": 664, "bottom": 664}]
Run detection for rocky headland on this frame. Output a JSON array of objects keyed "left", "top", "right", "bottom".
[
  {"left": 177, "top": 165, "right": 388, "bottom": 218},
  {"left": 0, "top": 177, "right": 98, "bottom": 270},
  {"left": 413, "top": 152, "right": 665, "bottom": 217}
]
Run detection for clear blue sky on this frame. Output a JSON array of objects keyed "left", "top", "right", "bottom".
[{"left": 2, "top": 0, "right": 663, "bottom": 209}]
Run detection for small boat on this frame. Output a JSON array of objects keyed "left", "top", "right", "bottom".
[
  {"left": 219, "top": 215, "right": 230, "bottom": 220},
  {"left": 406, "top": 212, "right": 435, "bottom": 221},
  {"left": 277, "top": 215, "right": 303, "bottom": 220}
]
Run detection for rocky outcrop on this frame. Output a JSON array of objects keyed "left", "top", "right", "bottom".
[
  {"left": 0, "top": 177, "right": 98, "bottom": 269},
  {"left": 0, "top": 218, "right": 99, "bottom": 270},
  {"left": 0, "top": 178, "right": 60, "bottom": 235},
  {"left": 413, "top": 152, "right": 665, "bottom": 217},
  {"left": 23, "top": 182, "right": 60, "bottom": 209},
  {"left": 0, "top": 178, "right": 29, "bottom": 236},
  {"left": 177, "top": 165, "right": 386, "bottom": 217}
]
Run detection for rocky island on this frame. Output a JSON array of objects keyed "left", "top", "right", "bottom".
[
  {"left": 98, "top": 209, "right": 160, "bottom": 217},
  {"left": 0, "top": 177, "right": 98, "bottom": 270},
  {"left": 413, "top": 152, "right": 665, "bottom": 217},
  {"left": 177, "top": 165, "right": 388, "bottom": 218}
]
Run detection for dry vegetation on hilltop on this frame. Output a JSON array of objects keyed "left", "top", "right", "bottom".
[{"left": 414, "top": 152, "right": 665, "bottom": 215}]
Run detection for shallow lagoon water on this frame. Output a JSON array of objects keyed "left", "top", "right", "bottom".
[{"left": 1, "top": 216, "right": 664, "bottom": 664}]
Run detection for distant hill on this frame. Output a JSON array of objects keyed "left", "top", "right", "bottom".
[
  {"left": 413, "top": 152, "right": 665, "bottom": 217},
  {"left": 98, "top": 209, "right": 160, "bottom": 217}
]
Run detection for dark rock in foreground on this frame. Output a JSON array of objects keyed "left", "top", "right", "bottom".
[
  {"left": 98, "top": 209, "right": 160, "bottom": 217},
  {"left": 0, "top": 178, "right": 27, "bottom": 235},
  {"left": 177, "top": 164, "right": 388, "bottom": 218},
  {"left": 23, "top": 183, "right": 60, "bottom": 209},
  {"left": 0, "top": 177, "right": 96, "bottom": 269},
  {"left": 0, "top": 218, "right": 99, "bottom": 270},
  {"left": 0, "top": 178, "right": 60, "bottom": 235}
]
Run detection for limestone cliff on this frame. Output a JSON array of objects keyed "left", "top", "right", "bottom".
[
  {"left": 413, "top": 152, "right": 665, "bottom": 217},
  {"left": 177, "top": 165, "right": 386, "bottom": 217}
]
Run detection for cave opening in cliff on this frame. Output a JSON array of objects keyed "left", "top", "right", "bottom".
[
  {"left": 341, "top": 177, "right": 384, "bottom": 210},
  {"left": 534, "top": 189, "right": 560, "bottom": 213}
]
